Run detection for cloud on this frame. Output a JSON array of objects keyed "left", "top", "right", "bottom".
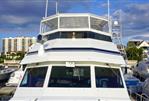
[
  {"left": 0, "top": 0, "right": 108, "bottom": 28},
  {"left": 0, "top": 23, "right": 39, "bottom": 35},
  {"left": 0, "top": 15, "right": 36, "bottom": 25},
  {"left": 120, "top": 4, "right": 149, "bottom": 41},
  {"left": 131, "top": 34, "right": 149, "bottom": 41},
  {"left": 0, "top": 0, "right": 149, "bottom": 45}
]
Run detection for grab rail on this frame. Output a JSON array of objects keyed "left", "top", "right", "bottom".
[{"left": 130, "top": 92, "right": 149, "bottom": 101}]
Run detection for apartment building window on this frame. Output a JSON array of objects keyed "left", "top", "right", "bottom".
[
  {"left": 8, "top": 39, "right": 11, "bottom": 53},
  {"left": 14, "top": 39, "right": 17, "bottom": 52},
  {"left": 2, "top": 40, "right": 5, "bottom": 53},
  {"left": 22, "top": 39, "right": 25, "bottom": 52}
]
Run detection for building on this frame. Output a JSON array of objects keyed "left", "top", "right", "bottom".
[
  {"left": 2, "top": 37, "right": 36, "bottom": 54},
  {"left": 4, "top": 60, "right": 21, "bottom": 68},
  {"left": 127, "top": 39, "right": 144, "bottom": 46},
  {"left": 127, "top": 39, "right": 149, "bottom": 58},
  {"left": 127, "top": 39, "right": 149, "bottom": 49},
  {"left": 137, "top": 41, "right": 149, "bottom": 49}
]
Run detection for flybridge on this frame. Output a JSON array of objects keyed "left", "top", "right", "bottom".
[
  {"left": 40, "top": 13, "right": 110, "bottom": 36},
  {"left": 43, "top": 0, "right": 111, "bottom": 33}
]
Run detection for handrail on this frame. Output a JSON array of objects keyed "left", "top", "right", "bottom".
[{"left": 129, "top": 91, "right": 149, "bottom": 101}]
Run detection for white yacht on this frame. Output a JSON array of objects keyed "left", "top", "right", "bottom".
[{"left": 10, "top": 13, "right": 131, "bottom": 101}]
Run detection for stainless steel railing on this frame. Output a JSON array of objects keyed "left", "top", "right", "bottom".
[{"left": 130, "top": 92, "right": 149, "bottom": 101}]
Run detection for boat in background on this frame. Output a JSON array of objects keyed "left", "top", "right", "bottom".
[
  {"left": 5, "top": 69, "right": 24, "bottom": 87},
  {"left": 133, "top": 59, "right": 149, "bottom": 81},
  {"left": 0, "top": 67, "right": 15, "bottom": 82},
  {"left": 142, "top": 78, "right": 149, "bottom": 99},
  {"left": 124, "top": 73, "right": 142, "bottom": 94}
]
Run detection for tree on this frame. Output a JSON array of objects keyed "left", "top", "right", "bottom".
[
  {"left": 0, "top": 52, "right": 25, "bottom": 63},
  {"left": 0, "top": 57, "right": 4, "bottom": 63},
  {"left": 16, "top": 52, "right": 25, "bottom": 60},
  {"left": 125, "top": 44, "right": 143, "bottom": 62},
  {"left": 0, "top": 54, "right": 6, "bottom": 63}
]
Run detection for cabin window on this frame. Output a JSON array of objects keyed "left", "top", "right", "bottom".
[
  {"left": 45, "top": 31, "right": 112, "bottom": 42},
  {"left": 20, "top": 67, "right": 48, "bottom": 87},
  {"left": 48, "top": 66, "right": 91, "bottom": 87},
  {"left": 95, "top": 67, "right": 124, "bottom": 88}
]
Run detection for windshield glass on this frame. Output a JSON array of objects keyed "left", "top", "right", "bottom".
[
  {"left": 95, "top": 67, "right": 124, "bottom": 88},
  {"left": 20, "top": 67, "right": 48, "bottom": 87},
  {"left": 48, "top": 66, "right": 91, "bottom": 87},
  {"left": 45, "top": 31, "right": 112, "bottom": 42}
]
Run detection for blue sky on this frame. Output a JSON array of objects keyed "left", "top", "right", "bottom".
[{"left": 0, "top": 0, "right": 149, "bottom": 48}]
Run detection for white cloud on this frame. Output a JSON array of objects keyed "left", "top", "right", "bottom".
[
  {"left": 130, "top": 4, "right": 149, "bottom": 11},
  {"left": 0, "top": 23, "right": 39, "bottom": 34},
  {"left": 120, "top": 4, "right": 149, "bottom": 38},
  {"left": 0, "top": 15, "right": 38, "bottom": 25},
  {"left": 135, "top": 34, "right": 149, "bottom": 38}
]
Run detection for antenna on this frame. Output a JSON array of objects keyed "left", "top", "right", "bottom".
[
  {"left": 45, "top": 0, "right": 49, "bottom": 17},
  {"left": 56, "top": 1, "right": 58, "bottom": 14},
  {"left": 107, "top": 0, "right": 111, "bottom": 34}
]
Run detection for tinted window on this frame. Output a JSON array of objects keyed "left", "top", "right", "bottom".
[
  {"left": 48, "top": 66, "right": 91, "bottom": 87},
  {"left": 20, "top": 67, "right": 48, "bottom": 87},
  {"left": 45, "top": 31, "right": 112, "bottom": 42},
  {"left": 95, "top": 67, "right": 124, "bottom": 88},
  {"left": 47, "top": 32, "right": 59, "bottom": 40}
]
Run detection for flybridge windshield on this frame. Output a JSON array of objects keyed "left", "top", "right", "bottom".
[{"left": 41, "top": 16, "right": 109, "bottom": 33}]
